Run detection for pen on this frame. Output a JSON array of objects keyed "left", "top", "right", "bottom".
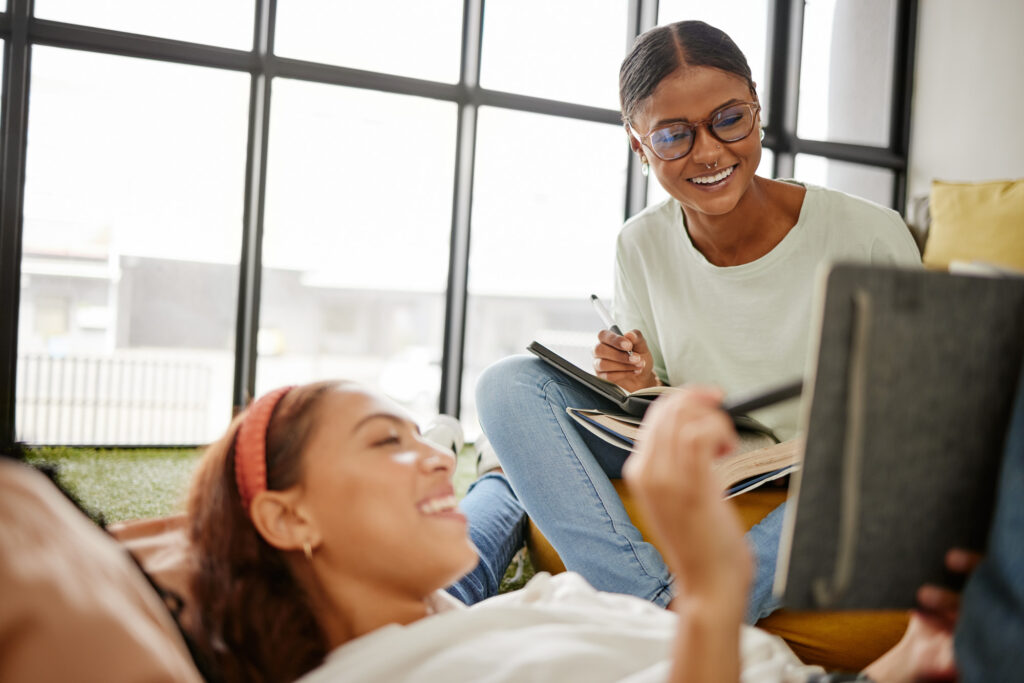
[
  {"left": 590, "top": 294, "right": 624, "bottom": 336},
  {"left": 721, "top": 378, "right": 803, "bottom": 416}
]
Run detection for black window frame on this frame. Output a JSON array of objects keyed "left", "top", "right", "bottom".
[{"left": 0, "top": 0, "right": 917, "bottom": 447}]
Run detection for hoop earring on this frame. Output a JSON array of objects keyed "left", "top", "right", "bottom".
[
  {"left": 303, "top": 541, "right": 313, "bottom": 562},
  {"left": 640, "top": 157, "right": 649, "bottom": 177}
]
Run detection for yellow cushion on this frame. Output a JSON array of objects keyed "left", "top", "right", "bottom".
[
  {"left": 922, "top": 178, "right": 1024, "bottom": 270},
  {"left": 527, "top": 484, "right": 785, "bottom": 574},
  {"left": 526, "top": 482, "right": 906, "bottom": 671}
]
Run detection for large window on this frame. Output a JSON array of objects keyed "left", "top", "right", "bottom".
[
  {"left": 0, "top": 0, "right": 918, "bottom": 445},
  {"left": 463, "top": 108, "right": 628, "bottom": 431},
  {"left": 18, "top": 49, "right": 248, "bottom": 444},
  {"left": 480, "top": 0, "right": 626, "bottom": 109},
  {"left": 34, "top": 0, "right": 254, "bottom": 49},
  {"left": 274, "top": 1, "right": 463, "bottom": 83}
]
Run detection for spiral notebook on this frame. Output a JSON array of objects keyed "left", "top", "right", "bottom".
[{"left": 774, "top": 263, "right": 1024, "bottom": 610}]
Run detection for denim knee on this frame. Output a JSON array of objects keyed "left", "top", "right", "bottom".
[{"left": 476, "top": 356, "right": 542, "bottom": 422}]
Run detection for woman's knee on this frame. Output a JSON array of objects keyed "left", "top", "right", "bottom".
[{"left": 475, "top": 355, "right": 548, "bottom": 417}]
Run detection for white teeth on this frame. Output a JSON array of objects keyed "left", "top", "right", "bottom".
[
  {"left": 690, "top": 165, "right": 734, "bottom": 185},
  {"left": 419, "top": 495, "right": 458, "bottom": 515}
]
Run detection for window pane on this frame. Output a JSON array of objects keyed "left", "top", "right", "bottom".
[
  {"left": 260, "top": 80, "right": 457, "bottom": 423},
  {"left": 34, "top": 0, "right": 254, "bottom": 49},
  {"left": 275, "top": 1, "right": 463, "bottom": 83},
  {"left": 646, "top": 148, "right": 775, "bottom": 207},
  {"left": 480, "top": 0, "right": 626, "bottom": 109},
  {"left": 464, "top": 108, "right": 628, "bottom": 435},
  {"left": 797, "top": 0, "right": 896, "bottom": 146},
  {"left": 794, "top": 154, "right": 894, "bottom": 207},
  {"left": 17, "top": 48, "right": 249, "bottom": 445},
  {"left": 657, "top": 1, "right": 770, "bottom": 124}
]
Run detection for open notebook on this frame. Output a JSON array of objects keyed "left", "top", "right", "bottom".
[{"left": 774, "top": 263, "right": 1024, "bottom": 610}]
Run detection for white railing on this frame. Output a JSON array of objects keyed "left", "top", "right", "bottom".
[{"left": 16, "top": 353, "right": 214, "bottom": 445}]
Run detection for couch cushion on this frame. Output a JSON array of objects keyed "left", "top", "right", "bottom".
[
  {"left": 922, "top": 178, "right": 1024, "bottom": 270},
  {"left": 0, "top": 461, "right": 202, "bottom": 682},
  {"left": 108, "top": 513, "right": 194, "bottom": 621}
]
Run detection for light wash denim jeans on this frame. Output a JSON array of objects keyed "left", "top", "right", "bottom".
[
  {"left": 446, "top": 472, "right": 528, "bottom": 605},
  {"left": 955, "top": 362, "right": 1024, "bottom": 680},
  {"left": 476, "top": 355, "right": 783, "bottom": 622}
]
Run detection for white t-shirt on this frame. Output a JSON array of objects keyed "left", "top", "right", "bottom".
[
  {"left": 300, "top": 572, "right": 821, "bottom": 682},
  {"left": 614, "top": 182, "right": 922, "bottom": 440}
]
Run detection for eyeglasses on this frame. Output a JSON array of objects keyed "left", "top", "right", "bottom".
[{"left": 628, "top": 101, "right": 761, "bottom": 161}]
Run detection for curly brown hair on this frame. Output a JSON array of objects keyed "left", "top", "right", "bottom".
[{"left": 186, "top": 382, "right": 339, "bottom": 683}]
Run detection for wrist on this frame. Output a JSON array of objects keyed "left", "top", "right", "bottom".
[{"left": 671, "top": 589, "right": 746, "bottom": 626}]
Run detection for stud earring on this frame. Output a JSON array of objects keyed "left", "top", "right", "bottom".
[
  {"left": 640, "top": 157, "right": 649, "bottom": 177},
  {"left": 760, "top": 127, "right": 765, "bottom": 142},
  {"left": 303, "top": 541, "right": 313, "bottom": 562}
]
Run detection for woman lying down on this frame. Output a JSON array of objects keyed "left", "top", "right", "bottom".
[{"left": 186, "top": 381, "right": 963, "bottom": 682}]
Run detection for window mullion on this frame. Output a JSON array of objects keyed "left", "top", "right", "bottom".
[
  {"left": 765, "top": 0, "right": 803, "bottom": 179},
  {"left": 232, "top": 0, "right": 275, "bottom": 412},
  {"left": 0, "top": 0, "right": 33, "bottom": 445},
  {"left": 438, "top": 0, "right": 483, "bottom": 417},
  {"left": 889, "top": 0, "right": 918, "bottom": 213}
]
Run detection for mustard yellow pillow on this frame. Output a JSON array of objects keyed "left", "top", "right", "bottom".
[{"left": 923, "top": 179, "right": 1024, "bottom": 270}]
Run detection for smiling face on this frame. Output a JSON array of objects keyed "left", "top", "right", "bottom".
[
  {"left": 296, "top": 387, "right": 478, "bottom": 596},
  {"left": 629, "top": 65, "right": 762, "bottom": 218}
]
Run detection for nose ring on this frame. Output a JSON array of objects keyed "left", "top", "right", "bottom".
[{"left": 705, "top": 160, "right": 719, "bottom": 170}]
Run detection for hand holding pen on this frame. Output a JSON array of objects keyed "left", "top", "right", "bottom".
[{"left": 590, "top": 294, "right": 661, "bottom": 392}]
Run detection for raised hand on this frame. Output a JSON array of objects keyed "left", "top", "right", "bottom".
[
  {"left": 592, "top": 328, "right": 660, "bottom": 392},
  {"left": 623, "top": 387, "right": 751, "bottom": 611},
  {"left": 623, "top": 387, "right": 752, "bottom": 683}
]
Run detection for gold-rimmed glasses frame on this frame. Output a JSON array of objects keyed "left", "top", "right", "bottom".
[{"left": 628, "top": 101, "right": 761, "bottom": 162}]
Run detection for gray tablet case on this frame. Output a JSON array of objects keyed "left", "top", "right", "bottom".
[{"left": 774, "top": 263, "right": 1024, "bottom": 610}]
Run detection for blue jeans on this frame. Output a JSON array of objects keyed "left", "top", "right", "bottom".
[
  {"left": 476, "top": 355, "right": 783, "bottom": 622},
  {"left": 955, "top": 362, "right": 1024, "bottom": 680},
  {"left": 446, "top": 472, "right": 528, "bottom": 605}
]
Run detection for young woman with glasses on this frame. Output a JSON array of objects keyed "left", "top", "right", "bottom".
[{"left": 475, "top": 21, "right": 921, "bottom": 621}]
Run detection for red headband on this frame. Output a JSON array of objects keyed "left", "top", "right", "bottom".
[{"left": 234, "top": 386, "right": 295, "bottom": 512}]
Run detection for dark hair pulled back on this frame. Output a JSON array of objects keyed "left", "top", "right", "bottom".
[{"left": 619, "top": 20, "right": 755, "bottom": 124}]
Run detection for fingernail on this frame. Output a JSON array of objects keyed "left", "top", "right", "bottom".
[{"left": 630, "top": 355, "right": 642, "bottom": 364}]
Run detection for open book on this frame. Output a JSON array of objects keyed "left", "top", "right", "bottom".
[
  {"left": 527, "top": 339, "right": 803, "bottom": 498},
  {"left": 528, "top": 340, "right": 801, "bottom": 422},
  {"left": 527, "top": 340, "right": 671, "bottom": 416},
  {"left": 775, "top": 264, "right": 1024, "bottom": 610},
  {"left": 566, "top": 407, "right": 799, "bottom": 499}
]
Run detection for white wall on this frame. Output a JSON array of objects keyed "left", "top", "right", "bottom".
[{"left": 908, "top": 0, "right": 1024, "bottom": 201}]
